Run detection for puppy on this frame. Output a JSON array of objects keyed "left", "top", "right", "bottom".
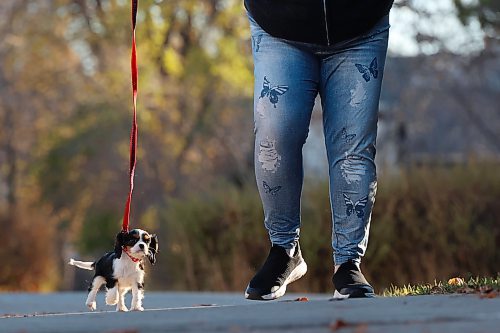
[{"left": 69, "top": 229, "right": 158, "bottom": 312}]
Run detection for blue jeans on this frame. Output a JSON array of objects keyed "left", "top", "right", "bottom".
[{"left": 248, "top": 14, "right": 390, "bottom": 265}]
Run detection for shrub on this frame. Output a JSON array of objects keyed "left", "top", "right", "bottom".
[{"left": 150, "top": 164, "right": 500, "bottom": 293}]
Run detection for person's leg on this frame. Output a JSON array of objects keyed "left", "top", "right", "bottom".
[
  {"left": 319, "top": 16, "right": 390, "bottom": 298},
  {"left": 250, "top": 17, "right": 319, "bottom": 250},
  {"left": 245, "top": 14, "right": 319, "bottom": 300}
]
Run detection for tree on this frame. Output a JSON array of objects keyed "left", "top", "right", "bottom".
[
  {"left": 0, "top": 0, "right": 256, "bottom": 290},
  {"left": 0, "top": 0, "right": 89, "bottom": 290}
]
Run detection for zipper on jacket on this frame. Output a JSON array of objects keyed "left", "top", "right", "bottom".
[{"left": 322, "top": 0, "right": 331, "bottom": 45}]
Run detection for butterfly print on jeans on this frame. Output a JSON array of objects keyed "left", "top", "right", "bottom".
[
  {"left": 263, "top": 181, "right": 282, "bottom": 195},
  {"left": 260, "top": 76, "right": 289, "bottom": 108},
  {"left": 341, "top": 127, "right": 356, "bottom": 144},
  {"left": 355, "top": 57, "right": 378, "bottom": 82},
  {"left": 343, "top": 194, "right": 368, "bottom": 219}
]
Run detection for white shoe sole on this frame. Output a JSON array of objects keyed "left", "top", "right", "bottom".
[
  {"left": 332, "top": 290, "right": 351, "bottom": 300},
  {"left": 245, "top": 260, "right": 308, "bottom": 300},
  {"left": 332, "top": 289, "right": 375, "bottom": 299}
]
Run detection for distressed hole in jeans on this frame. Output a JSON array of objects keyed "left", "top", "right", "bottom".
[
  {"left": 252, "top": 34, "right": 263, "bottom": 52},
  {"left": 350, "top": 80, "right": 367, "bottom": 107},
  {"left": 259, "top": 137, "right": 281, "bottom": 172},
  {"left": 340, "top": 155, "right": 366, "bottom": 184},
  {"left": 369, "top": 180, "right": 378, "bottom": 201}
]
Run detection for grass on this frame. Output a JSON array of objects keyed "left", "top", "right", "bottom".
[{"left": 382, "top": 276, "right": 500, "bottom": 297}]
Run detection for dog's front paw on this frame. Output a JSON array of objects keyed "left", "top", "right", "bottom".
[
  {"left": 117, "top": 306, "right": 129, "bottom": 312},
  {"left": 86, "top": 301, "right": 97, "bottom": 311},
  {"left": 131, "top": 306, "right": 144, "bottom": 312}
]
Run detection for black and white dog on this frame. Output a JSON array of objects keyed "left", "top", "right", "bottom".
[{"left": 69, "top": 229, "right": 158, "bottom": 312}]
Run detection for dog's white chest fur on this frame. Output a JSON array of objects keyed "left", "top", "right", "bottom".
[{"left": 113, "top": 257, "right": 144, "bottom": 287}]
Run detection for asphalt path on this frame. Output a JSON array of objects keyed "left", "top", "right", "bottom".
[{"left": 1, "top": 292, "right": 499, "bottom": 333}]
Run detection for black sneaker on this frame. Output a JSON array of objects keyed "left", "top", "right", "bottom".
[
  {"left": 245, "top": 244, "right": 307, "bottom": 300},
  {"left": 332, "top": 260, "right": 375, "bottom": 299}
]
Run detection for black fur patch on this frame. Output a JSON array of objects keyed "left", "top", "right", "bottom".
[
  {"left": 147, "top": 234, "right": 159, "bottom": 265},
  {"left": 93, "top": 251, "right": 118, "bottom": 289},
  {"left": 114, "top": 230, "right": 140, "bottom": 258},
  {"left": 137, "top": 282, "right": 144, "bottom": 290}
]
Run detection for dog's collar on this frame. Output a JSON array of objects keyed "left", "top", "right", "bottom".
[{"left": 122, "top": 246, "right": 141, "bottom": 263}]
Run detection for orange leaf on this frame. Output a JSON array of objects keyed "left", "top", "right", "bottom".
[
  {"left": 294, "top": 297, "right": 309, "bottom": 302},
  {"left": 480, "top": 291, "right": 499, "bottom": 299},
  {"left": 330, "top": 320, "right": 348, "bottom": 331},
  {"left": 447, "top": 277, "right": 465, "bottom": 286}
]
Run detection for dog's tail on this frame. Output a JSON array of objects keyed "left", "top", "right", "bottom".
[{"left": 68, "top": 258, "right": 95, "bottom": 270}]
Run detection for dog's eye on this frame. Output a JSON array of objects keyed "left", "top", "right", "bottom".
[{"left": 143, "top": 235, "right": 151, "bottom": 243}]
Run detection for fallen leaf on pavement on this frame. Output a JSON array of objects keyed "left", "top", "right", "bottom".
[
  {"left": 479, "top": 290, "right": 499, "bottom": 299},
  {"left": 294, "top": 297, "right": 309, "bottom": 302},
  {"left": 330, "top": 320, "right": 367, "bottom": 332},
  {"left": 330, "top": 320, "right": 348, "bottom": 331},
  {"left": 280, "top": 297, "right": 309, "bottom": 303}
]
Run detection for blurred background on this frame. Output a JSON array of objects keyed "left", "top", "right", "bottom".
[{"left": 0, "top": 0, "right": 498, "bottom": 293}]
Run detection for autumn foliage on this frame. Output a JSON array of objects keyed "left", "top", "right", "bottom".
[{"left": 0, "top": 1, "right": 498, "bottom": 292}]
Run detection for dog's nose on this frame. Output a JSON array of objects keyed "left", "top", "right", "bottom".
[{"left": 139, "top": 244, "right": 145, "bottom": 250}]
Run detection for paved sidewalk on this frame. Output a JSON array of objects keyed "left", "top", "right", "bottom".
[{"left": 1, "top": 292, "right": 499, "bottom": 333}]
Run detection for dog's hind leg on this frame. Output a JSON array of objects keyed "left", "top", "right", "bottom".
[
  {"left": 105, "top": 285, "right": 119, "bottom": 305},
  {"left": 86, "top": 276, "right": 105, "bottom": 311}
]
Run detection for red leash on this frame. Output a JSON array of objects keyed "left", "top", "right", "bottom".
[{"left": 122, "top": 0, "right": 139, "bottom": 233}]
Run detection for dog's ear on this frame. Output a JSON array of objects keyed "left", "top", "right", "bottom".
[
  {"left": 114, "top": 231, "right": 127, "bottom": 258},
  {"left": 147, "top": 234, "right": 159, "bottom": 265}
]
